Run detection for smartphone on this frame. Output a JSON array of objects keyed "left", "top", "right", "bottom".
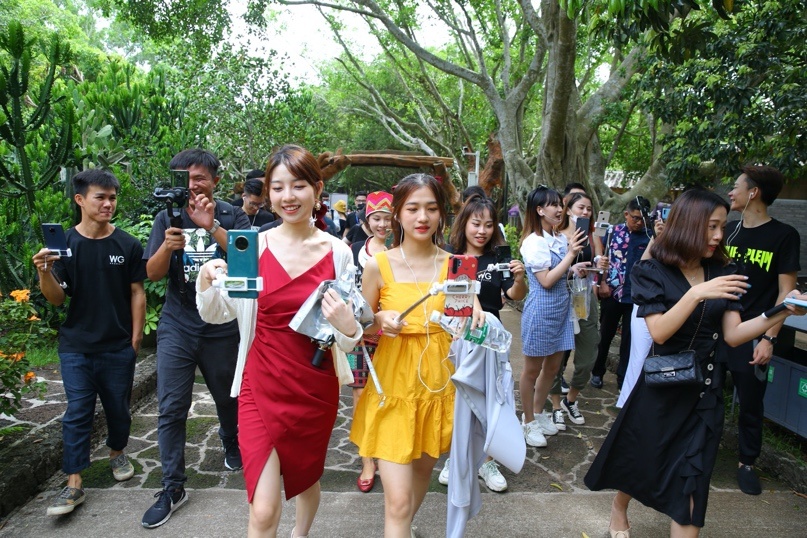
[
  {"left": 226, "top": 230, "right": 259, "bottom": 298},
  {"left": 784, "top": 297, "right": 807, "bottom": 309},
  {"left": 575, "top": 217, "right": 590, "bottom": 237},
  {"left": 495, "top": 245, "right": 513, "bottom": 282},
  {"left": 596, "top": 211, "right": 610, "bottom": 224},
  {"left": 41, "top": 223, "right": 71, "bottom": 257},
  {"left": 495, "top": 245, "right": 512, "bottom": 264},
  {"left": 444, "top": 255, "right": 478, "bottom": 317},
  {"left": 170, "top": 169, "right": 189, "bottom": 188}
]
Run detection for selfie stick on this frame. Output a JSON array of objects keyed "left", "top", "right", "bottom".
[
  {"left": 763, "top": 304, "right": 787, "bottom": 319},
  {"left": 393, "top": 280, "right": 481, "bottom": 324},
  {"left": 211, "top": 274, "right": 265, "bottom": 294},
  {"left": 597, "top": 227, "right": 613, "bottom": 286}
]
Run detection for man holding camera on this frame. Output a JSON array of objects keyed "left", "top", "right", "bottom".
[
  {"left": 591, "top": 197, "right": 652, "bottom": 390},
  {"left": 142, "top": 149, "right": 250, "bottom": 529},
  {"left": 33, "top": 169, "right": 147, "bottom": 517}
]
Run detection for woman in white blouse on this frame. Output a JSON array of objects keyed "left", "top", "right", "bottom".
[{"left": 518, "top": 186, "right": 586, "bottom": 448}]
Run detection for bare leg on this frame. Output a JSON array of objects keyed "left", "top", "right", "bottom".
[
  {"left": 534, "top": 351, "right": 564, "bottom": 412},
  {"left": 378, "top": 459, "right": 416, "bottom": 538},
  {"left": 567, "top": 386, "right": 581, "bottom": 403},
  {"left": 293, "top": 481, "right": 321, "bottom": 537},
  {"left": 610, "top": 490, "right": 631, "bottom": 533},
  {"left": 248, "top": 449, "right": 282, "bottom": 538},
  {"left": 550, "top": 393, "right": 562, "bottom": 410},
  {"left": 66, "top": 473, "right": 82, "bottom": 489},
  {"left": 520, "top": 356, "right": 543, "bottom": 423},
  {"left": 410, "top": 455, "right": 438, "bottom": 516},
  {"left": 352, "top": 387, "right": 376, "bottom": 480},
  {"left": 670, "top": 521, "right": 700, "bottom": 538}
]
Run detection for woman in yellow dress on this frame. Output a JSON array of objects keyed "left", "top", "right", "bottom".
[{"left": 350, "top": 174, "right": 484, "bottom": 537}]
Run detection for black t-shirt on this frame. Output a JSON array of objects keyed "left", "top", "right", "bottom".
[
  {"left": 53, "top": 227, "right": 147, "bottom": 353},
  {"left": 231, "top": 197, "right": 244, "bottom": 208},
  {"left": 245, "top": 209, "right": 274, "bottom": 231},
  {"left": 474, "top": 252, "right": 516, "bottom": 320},
  {"left": 347, "top": 224, "right": 370, "bottom": 245},
  {"left": 144, "top": 200, "right": 250, "bottom": 337},
  {"left": 725, "top": 219, "right": 800, "bottom": 320}
]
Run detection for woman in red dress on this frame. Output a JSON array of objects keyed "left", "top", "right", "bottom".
[{"left": 197, "top": 145, "right": 362, "bottom": 537}]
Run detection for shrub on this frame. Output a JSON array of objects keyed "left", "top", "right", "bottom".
[{"left": 0, "top": 289, "right": 54, "bottom": 416}]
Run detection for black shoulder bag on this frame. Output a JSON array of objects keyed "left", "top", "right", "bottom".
[{"left": 643, "top": 268, "right": 708, "bottom": 388}]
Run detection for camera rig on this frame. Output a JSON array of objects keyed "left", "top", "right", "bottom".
[{"left": 153, "top": 185, "right": 189, "bottom": 228}]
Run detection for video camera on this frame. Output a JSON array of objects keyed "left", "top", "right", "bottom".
[{"left": 154, "top": 170, "right": 190, "bottom": 227}]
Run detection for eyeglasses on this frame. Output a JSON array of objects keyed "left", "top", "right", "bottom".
[
  {"left": 627, "top": 214, "right": 644, "bottom": 222},
  {"left": 245, "top": 201, "right": 264, "bottom": 209}
]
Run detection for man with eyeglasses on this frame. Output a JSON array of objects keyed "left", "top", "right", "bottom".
[
  {"left": 590, "top": 197, "right": 653, "bottom": 390},
  {"left": 241, "top": 179, "right": 274, "bottom": 231}
]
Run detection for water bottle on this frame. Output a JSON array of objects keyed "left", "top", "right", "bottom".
[{"left": 429, "top": 311, "right": 512, "bottom": 353}]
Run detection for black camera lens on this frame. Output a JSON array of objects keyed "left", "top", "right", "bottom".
[{"left": 234, "top": 235, "right": 250, "bottom": 251}]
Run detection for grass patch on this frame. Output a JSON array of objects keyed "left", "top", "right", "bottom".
[
  {"left": 25, "top": 342, "right": 59, "bottom": 367},
  {"left": 762, "top": 422, "right": 807, "bottom": 466}
]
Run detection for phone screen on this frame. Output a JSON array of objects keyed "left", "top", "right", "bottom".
[
  {"left": 575, "top": 217, "right": 590, "bottom": 237},
  {"left": 662, "top": 207, "right": 670, "bottom": 220},
  {"left": 170, "top": 169, "right": 189, "bottom": 189},
  {"left": 41, "top": 223, "right": 71, "bottom": 257}
]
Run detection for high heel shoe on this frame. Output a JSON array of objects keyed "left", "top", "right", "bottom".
[{"left": 609, "top": 527, "right": 630, "bottom": 538}]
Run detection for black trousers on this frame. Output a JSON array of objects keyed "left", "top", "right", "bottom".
[
  {"left": 592, "top": 297, "right": 633, "bottom": 388},
  {"left": 727, "top": 340, "right": 766, "bottom": 466}
]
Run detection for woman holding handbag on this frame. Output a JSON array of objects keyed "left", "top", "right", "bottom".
[{"left": 584, "top": 188, "right": 806, "bottom": 538}]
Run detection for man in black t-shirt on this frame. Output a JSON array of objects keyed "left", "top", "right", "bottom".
[
  {"left": 33, "top": 169, "right": 147, "bottom": 517},
  {"left": 232, "top": 168, "right": 264, "bottom": 208},
  {"left": 724, "top": 165, "right": 801, "bottom": 495},
  {"left": 141, "top": 149, "right": 250, "bottom": 528}
]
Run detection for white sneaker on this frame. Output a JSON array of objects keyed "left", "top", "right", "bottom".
[
  {"left": 523, "top": 420, "right": 548, "bottom": 447},
  {"left": 551, "top": 409, "right": 567, "bottom": 431},
  {"left": 478, "top": 460, "right": 508, "bottom": 492},
  {"left": 562, "top": 397, "right": 586, "bottom": 425},
  {"left": 535, "top": 412, "right": 559, "bottom": 436},
  {"left": 438, "top": 458, "right": 450, "bottom": 485}
]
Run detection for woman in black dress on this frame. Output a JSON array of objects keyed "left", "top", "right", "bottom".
[{"left": 584, "top": 189, "right": 805, "bottom": 538}]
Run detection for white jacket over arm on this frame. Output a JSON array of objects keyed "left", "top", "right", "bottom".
[{"left": 196, "top": 232, "right": 362, "bottom": 396}]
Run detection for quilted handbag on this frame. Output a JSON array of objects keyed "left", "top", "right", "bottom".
[
  {"left": 643, "top": 295, "right": 706, "bottom": 388},
  {"left": 643, "top": 350, "right": 702, "bottom": 387}
]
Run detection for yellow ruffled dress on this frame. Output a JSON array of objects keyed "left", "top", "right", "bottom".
[{"left": 350, "top": 251, "right": 454, "bottom": 463}]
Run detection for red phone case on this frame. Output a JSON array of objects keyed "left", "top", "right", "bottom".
[{"left": 444, "top": 255, "right": 477, "bottom": 317}]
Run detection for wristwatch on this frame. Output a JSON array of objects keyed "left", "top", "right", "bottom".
[
  {"left": 207, "top": 219, "right": 221, "bottom": 235},
  {"left": 760, "top": 334, "right": 778, "bottom": 345}
]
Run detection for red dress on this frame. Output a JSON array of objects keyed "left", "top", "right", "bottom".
[{"left": 239, "top": 247, "right": 339, "bottom": 502}]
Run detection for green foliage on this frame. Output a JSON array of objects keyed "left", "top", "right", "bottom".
[
  {"left": 0, "top": 20, "right": 74, "bottom": 232},
  {"left": 640, "top": 0, "right": 807, "bottom": 182},
  {"left": 92, "top": 0, "right": 231, "bottom": 58},
  {"left": 0, "top": 289, "right": 53, "bottom": 416},
  {"left": 503, "top": 225, "right": 523, "bottom": 262}
]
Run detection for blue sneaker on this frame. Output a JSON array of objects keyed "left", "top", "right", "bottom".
[
  {"left": 142, "top": 487, "right": 188, "bottom": 528},
  {"left": 590, "top": 375, "right": 603, "bottom": 389}
]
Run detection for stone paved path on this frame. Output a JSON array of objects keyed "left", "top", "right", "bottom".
[{"left": 27, "top": 307, "right": 793, "bottom": 499}]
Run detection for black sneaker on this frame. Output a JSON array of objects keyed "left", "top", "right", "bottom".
[
  {"left": 737, "top": 465, "right": 762, "bottom": 495},
  {"left": 223, "top": 437, "right": 242, "bottom": 471},
  {"left": 142, "top": 487, "right": 188, "bottom": 528}
]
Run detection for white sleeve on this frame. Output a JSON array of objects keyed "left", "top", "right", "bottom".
[
  {"left": 196, "top": 282, "right": 238, "bottom": 324},
  {"left": 520, "top": 234, "right": 552, "bottom": 272}
]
